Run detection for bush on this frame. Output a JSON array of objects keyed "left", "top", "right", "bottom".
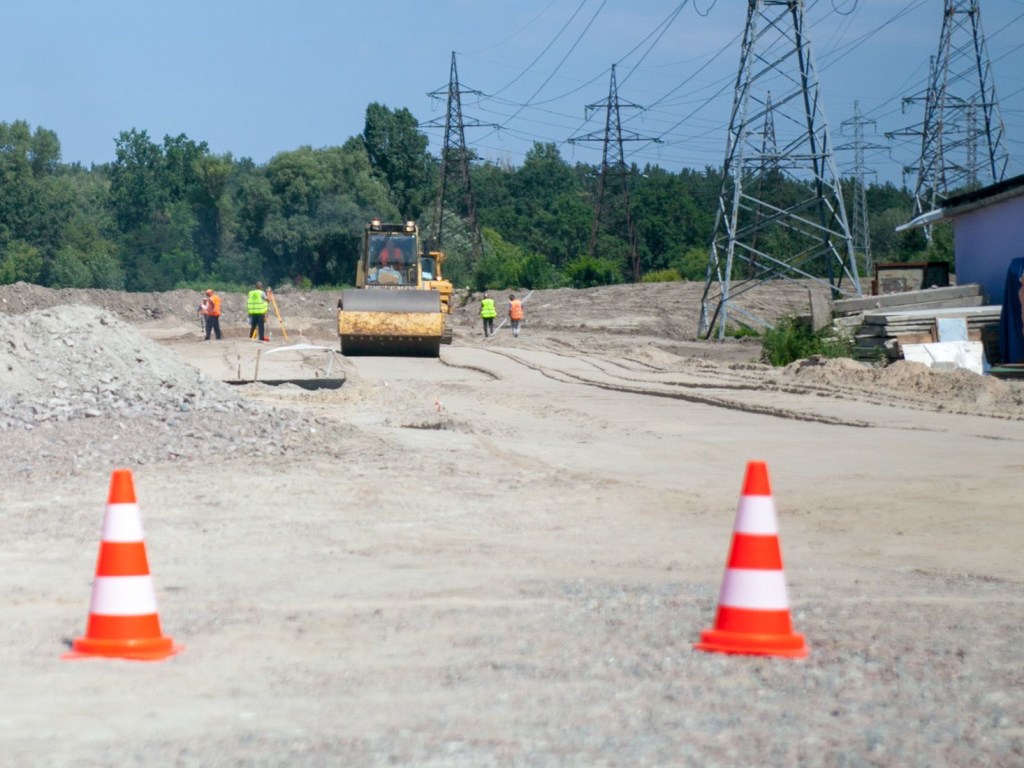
[
  {"left": 563, "top": 254, "right": 622, "bottom": 289},
  {"left": 473, "top": 229, "right": 561, "bottom": 291},
  {"left": 761, "top": 316, "right": 852, "bottom": 367},
  {"left": 724, "top": 325, "right": 760, "bottom": 339},
  {"left": 641, "top": 268, "right": 682, "bottom": 283}
]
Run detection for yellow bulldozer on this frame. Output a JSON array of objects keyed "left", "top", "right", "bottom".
[{"left": 337, "top": 219, "right": 454, "bottom": 356}]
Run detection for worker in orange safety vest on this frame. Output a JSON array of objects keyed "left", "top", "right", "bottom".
[
  {"left": 507, "top": 294, "right": 524, "bottom": 338},
  {"left": 201, "top": 288, "right": 223, "bottom": 340}
]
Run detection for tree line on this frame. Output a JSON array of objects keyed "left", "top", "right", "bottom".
[{"left": 0, "top": 105, "right": 944, "bottom": 293}]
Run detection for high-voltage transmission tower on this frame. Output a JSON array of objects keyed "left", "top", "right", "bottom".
[
  {"left": 837, "top": 100, "right": 887, "bottom": 276},
  {"left": 568, "top": 64, "right": 659, "bottom": 282},
  {"left": 886, "top": 0, "right": 1008, "bottom": 222},
  {"left": 747, "top": 91, "right": 780, "bottom": 278},
  {"left": 699, "top": 0, "right": 859, "bottom": 339},
  {"left": 424, "top": 52, "right": 497, "bottom": 263}
]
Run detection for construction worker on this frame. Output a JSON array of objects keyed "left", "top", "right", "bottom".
[
  {"left": 480, "top": 292, "right": 496, "bottom": 337},
  {"left": 247, "top": 281, "right": 269, "bottom": 342},
  {"left": 379, "top": 242, "right": 401, "bottom": 267},
  {"left": 507, "top": 294, "right": 524, "bottom": 338},
  {"left": 202, "top": 288, "right": 222, "bottom": 341}
]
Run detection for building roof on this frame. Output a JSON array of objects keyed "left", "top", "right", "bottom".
[
  {"left": 943, "top": 172, "right": 1024, "bottom": 211},
  {"left": 896, "top": 173, "right": 1024, "bottom": 232}
]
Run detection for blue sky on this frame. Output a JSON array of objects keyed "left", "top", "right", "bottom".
[{"left": 3, "top": 0, "right": 1022, "bottom": 187}]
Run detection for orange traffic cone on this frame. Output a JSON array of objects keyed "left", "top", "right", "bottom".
[
  {"left": 695, "top": 461, "right": 808, "bottom": 658},
  {"left": 64, "top": 469, "right": 183, "bottom": 661}
]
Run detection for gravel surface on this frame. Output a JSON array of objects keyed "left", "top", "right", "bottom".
[{"left": 0, "top": 282, "right": 1021, "bottom": 767}]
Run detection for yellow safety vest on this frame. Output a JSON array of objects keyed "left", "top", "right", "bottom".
[
  {"left": 480, "top": 298, "right": 496, "bottom": 318},
  {"left": 247, "top": 289, "right": 268, "bottom": 315}
]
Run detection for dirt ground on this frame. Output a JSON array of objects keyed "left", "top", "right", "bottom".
[{"left": 0, "top": 280, "right": 1022, "bottom": 767}]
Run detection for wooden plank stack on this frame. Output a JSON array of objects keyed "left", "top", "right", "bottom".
[{"left": 831, "top": 284, "right": 1002, "bottom": 363}]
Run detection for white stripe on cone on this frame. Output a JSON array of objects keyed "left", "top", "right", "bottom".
[
  {"left": 101, "top": 503, "right": 145, "bottom": 542},
  {"left": 733, "top": 496, "right": 779, "bottom": 535},
  {"left": 89, "top": 575, "right": 160, "bottom": 615},
  {"left": 718, "top": 569, "right": 791, "bottom": 610}
]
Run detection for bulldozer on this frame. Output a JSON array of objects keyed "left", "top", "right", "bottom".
[{"left": 337, "top": 219, "right": 454, "bottom": 356}]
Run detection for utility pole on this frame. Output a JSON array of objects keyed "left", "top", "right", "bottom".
[
  {"left": 424, "top": 52, "right": 498, "bottom": 263},
  {"left": 699, "top": 0, "right": 858, "bottom": 340},
  {"left": 886, "top": 0, "right": 1008, "bottom": 226},
  {"left": 568, "top": 64, "right": 659, "bottom": 282},
  {"left": 837, "top": 100, "right": 886, "bottom": 276}
]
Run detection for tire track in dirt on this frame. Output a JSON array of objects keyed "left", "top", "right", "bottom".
[{"left": 450, "top": 346, "right": 870, "bottom": 428}]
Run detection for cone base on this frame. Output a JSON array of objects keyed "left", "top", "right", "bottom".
[
  {"left": 63, "top": 634, "right": 183, "bottom": 661},
  {"left": 695, "top": 627, "right": 808, "bottom": 658}
]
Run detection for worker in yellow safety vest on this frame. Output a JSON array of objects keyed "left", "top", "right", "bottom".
[
  {"left": 480, "top": 293, "right": 496, "bottom": 337},
  {"left": 247, "top": 281, "right": 269, "bottom": 341}
]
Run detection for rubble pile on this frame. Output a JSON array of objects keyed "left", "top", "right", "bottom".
[{"left": 0, "top": 304, "right": 343, "bottom": 476}]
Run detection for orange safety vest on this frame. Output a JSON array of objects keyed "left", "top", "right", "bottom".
[
  {"left": 509, "top": 299, "right": 524, "bottom": 320},
  {"left": 208, "top": 294, "right": 221, "bottom": 317}
]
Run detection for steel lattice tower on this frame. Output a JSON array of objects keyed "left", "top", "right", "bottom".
[
  {"left": 699, "top": 0, "right": 858, "bottom": 339},
  {"left": 568, "top": 65, "right": 658, "bottom": 282},
  {"left": 748, "top": 92, "right": 780, "bottom": 278},
  {"left": 888, "top": 0, "right": 1008, "bottom": 221},
  {"left": 837, "top": 100, "right": 887, "bottom": 275},
  {"left": 424, "top": 52, "right": 497, "bottom": 262}
]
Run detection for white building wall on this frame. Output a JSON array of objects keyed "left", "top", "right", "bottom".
[{"left": 953, "top": 195, "right": 1024, "bottom": 305}]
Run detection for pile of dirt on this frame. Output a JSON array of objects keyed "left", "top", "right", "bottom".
[
  {"left": 0, "top": 304, "right": 345, "bottom": 478},
  {"left": 0, "top": 281, "right": 341, "bottom": 334},
  {"left": 0, "top": 305, "right": 247, "bottom": 427},
  {"left": 779, "top": 356, "right": 1024, "bottom": 416},
  {"left": 486, "top": 280, "right": 833, "bottom": 340},
  {"left": 0, "top": 282, "right": 202, "bottom": 323}
]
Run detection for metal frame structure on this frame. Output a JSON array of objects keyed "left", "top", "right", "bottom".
[
  {"left": 837, "top": 100, "right": 887, "bottom": 276},
  {"left": 699, "top": 0, "right": 859, "bottom": 339},
  {"left": 887, "top": 0, "right": 1008, "bottom": 224},
  {"left": 424, "top": 52, "right": 496, "bottom": 263},
  {"left": 568, "top": 65, "right": 658, "bottom": 282}
]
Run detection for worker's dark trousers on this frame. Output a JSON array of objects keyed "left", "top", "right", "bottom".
[
  {"left": 205, "top": 315, "right": 222, "bottom": 340},
  {"left": 249, "top": 314, "right": 266, "bottom": 341},
  {"left": 482, "top": 317, "right": 494, "bottom": 336}
]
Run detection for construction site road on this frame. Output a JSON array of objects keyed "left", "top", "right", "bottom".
[{"left": 0, "top": 281, "right": 1022, "bottom": 766}]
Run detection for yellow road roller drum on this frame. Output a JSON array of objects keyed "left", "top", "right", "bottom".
[{"left": 338, "top": 288, "right": 445, "bottom": 357}]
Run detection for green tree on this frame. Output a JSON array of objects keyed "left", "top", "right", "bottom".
[
  {"left": 109, "top": 129, "right": 165, "bottom": 232},
  {"left": 0, "top": 240, "right": 44, "bottom": 283},
  {"left": 563, "top": 253, "right": 623, "bottom": 288},
  {"left": 502, "top": 143, "right": 591, "bottom": 267},
  {"left": 193, "top": 154, "right": 234, "bottom": 272},
  {"left": 252, "top": 142, "right": 394, "bottom": 285},
  {"left": 362, "top": 103, "right": 434, "bottom": 220},
  {"left": 473, "top": 228, "right": 560, "bottom": 291}
]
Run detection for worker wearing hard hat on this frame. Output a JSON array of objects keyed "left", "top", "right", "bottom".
[{"left": 201, "top": 288, "right": 223, "bottom": 340}]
